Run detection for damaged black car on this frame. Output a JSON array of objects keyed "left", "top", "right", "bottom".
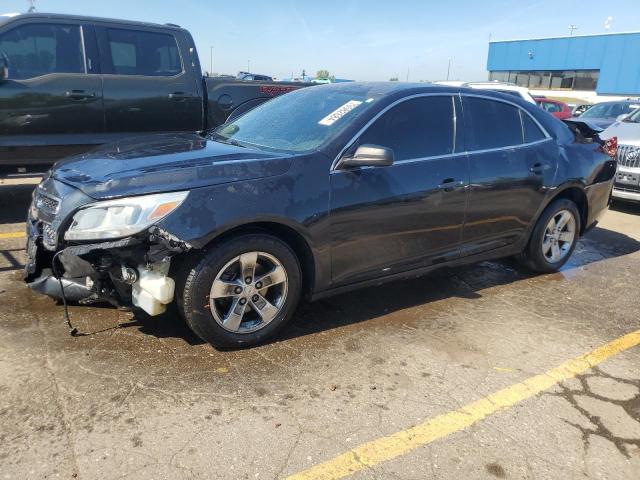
[{"left": 26, "top": 82, "right": 617, "bottom": 348}]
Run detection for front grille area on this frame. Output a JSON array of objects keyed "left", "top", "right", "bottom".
[
  {"left": 616, "top": 144, "right": 640, "bottom": 169},
  {"left": 42, "top": 222, "right": 58, "bottom": 250},
  {"left": 35, "top": 190, "right": 61, "bottom": 214},
  {"left": 614, "top": 185, "right": 640, "bottom": 193}
]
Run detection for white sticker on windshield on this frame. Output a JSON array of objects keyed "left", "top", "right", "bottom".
[{"left": 318, "top": 100, "right": 363, "bottom": 126}]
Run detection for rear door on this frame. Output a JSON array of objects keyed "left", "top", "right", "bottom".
[
  {"left": 460, "top": 95, "right": 557, "bottom": 255},
  {"left": 96, "top": 24, "right": 202, "bottom": 137},
  {"left": 0, "top": 19, "right": 103, "bottom": 168},
  {"left": 330, "top": 95, "right": 469, "bottom": 285}
]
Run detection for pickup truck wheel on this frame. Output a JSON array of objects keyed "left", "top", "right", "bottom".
[
  {"left": 519, "top": 199, "right": 581, "bottom": 273},
  {"left": 181, "top": 234, "right": 301, "bottom": 348}
]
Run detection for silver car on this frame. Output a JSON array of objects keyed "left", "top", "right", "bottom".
[{"left": 602, "top": 110, "right": 640, "bottom": 202}]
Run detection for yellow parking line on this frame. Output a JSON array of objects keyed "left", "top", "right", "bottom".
[
  {"left": 0, "top": 231, "right": 25, "bottom": 240},
  {"left": 287, "top": 330, "right": 640, "bottom": 480}
]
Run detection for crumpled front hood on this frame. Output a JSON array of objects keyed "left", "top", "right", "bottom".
[
  {"left": 601, "top": 121, "right": 640, "bottom": 145},
  {"left": 51, "top": 133, "right": 292, "bottom": 199}
]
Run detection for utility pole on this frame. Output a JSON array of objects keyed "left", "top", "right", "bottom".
[
  {"left": 27, "top": 0, "right": 36, "bottom": 12},
  {"left": 406, "top": 66, "right": 409, "bottom": 82},
  {"left": 247, "top": 60, "right": 250, "bottom": 72},
  {"left": 209, "top": 46, "right": 213, "bottom": 76},
  {"left": 446, "top": 58, "right": 452, "bottom": 81},
  {"left": 568, "top": 24, "right": 578, "bottom": 36}
]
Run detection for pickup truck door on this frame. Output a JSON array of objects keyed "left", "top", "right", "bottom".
[
  {"left": 330, "top": 95, "right": 469, "bottom": 286},
  {"left": 0, "top": 20, "right": 103, "bottom": 169},
  {"left": 96, "top": 25, "right": 203, "bottom": 137}
]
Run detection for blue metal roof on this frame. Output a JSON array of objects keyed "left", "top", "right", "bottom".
[{"left": 487, "top": 32, "right": 640, "bottom": 95}]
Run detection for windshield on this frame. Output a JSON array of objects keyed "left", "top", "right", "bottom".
[
  {"left": 581, "top": 102, "right": 635, "bottom": 119},
  {"left": 211, "top": 85, "right": 379, "bottom": 153},
  {"left": 622, "top": 106, "right": 640, "bottom": 123}
]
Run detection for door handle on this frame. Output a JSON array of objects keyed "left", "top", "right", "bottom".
[
  {"left": 65, "top": 90, "right": 95, "bottom": 100},
  {"left": 168, "top": 91, "right": 192, "bottom": 100},
  {"left": 530, "top": 162, "right": 552, "bottom": 175},
  {"left": 437, "top": 178, "right": 466, "bottom": 192}
]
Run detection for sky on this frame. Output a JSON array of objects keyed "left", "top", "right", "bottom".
[{"left": 2, "top": 0, "right": 640, "bottom": 81}]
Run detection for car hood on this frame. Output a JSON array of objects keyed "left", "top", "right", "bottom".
[
  {"left": 601, "top": 120, "right": 640, "bottom": 145},
  {"left": 51, "top": 133, "right": 292, "bottom": 199}
]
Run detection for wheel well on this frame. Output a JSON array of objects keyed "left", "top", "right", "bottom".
[
  {"left": 207, "top": 222, "right": 316, "bottom": 298},
  {"left": 552, "top": 187, "right": 588, "bottom": 234}
]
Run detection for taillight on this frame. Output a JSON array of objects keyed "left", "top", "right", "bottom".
[{"left": 600, "top": 136, "right": 617, "bottom": 160}]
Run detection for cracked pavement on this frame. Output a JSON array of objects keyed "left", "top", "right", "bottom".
[{"left": 1, "top": 183, "right": 639, "bottom": 479}]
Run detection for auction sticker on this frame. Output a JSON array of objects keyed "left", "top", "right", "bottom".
[{"left": 318, "top": 100, "right": 363, "bottom": 126}]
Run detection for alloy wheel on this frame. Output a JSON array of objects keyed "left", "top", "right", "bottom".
[
  {"left": 542, "top": 209, "right": 576, "bottom": 263},
  {"left": 209, "top": 251, "right": 288, "bottom": 333}
]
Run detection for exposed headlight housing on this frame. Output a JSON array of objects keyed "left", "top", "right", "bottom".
[{"left": 65, "top": 191, "right": 188, "bottom": 241}]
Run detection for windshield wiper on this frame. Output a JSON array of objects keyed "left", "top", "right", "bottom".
[{"left": 209, "top": 131, "right": 247, "bottom": 148}]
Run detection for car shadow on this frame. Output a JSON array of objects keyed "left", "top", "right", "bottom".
[
  {"left": 0, "top": 183, "right": 36, "bottom": 224},
  {"left": 125, "top": 225, "right": 640, "bottom": 348},
  {"left": 0, "top": 248, "right": 24, "bottom": 273}
]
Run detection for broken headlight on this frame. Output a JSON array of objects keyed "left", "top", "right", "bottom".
[{"left": 65, "top": 191, "right": 189, "bottom": 241}]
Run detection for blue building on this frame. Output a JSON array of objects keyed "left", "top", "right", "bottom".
[{"left": 487, "top": 32, "right": 640, "bottom": 96}]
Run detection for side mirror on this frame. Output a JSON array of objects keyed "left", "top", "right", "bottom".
[
  {"left": 617, "top": 113, "right": 629, "bottom": 122},
  {"left": 338, "top": 144, "right": 394, "bottom": 169}
]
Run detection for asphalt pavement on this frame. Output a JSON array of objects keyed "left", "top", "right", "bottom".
[{"left": 1, "top": 182, "right": 639, "bottom": 479}]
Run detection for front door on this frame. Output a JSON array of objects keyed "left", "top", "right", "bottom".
[
  {"left": 330, "top": 95, "right": 469, "bottom": 286},
  {"left": 0, "top": 21, "right": 103, "bottom": 167},
  {"left": 96, "top": 25, "right": 202, "bottom": 137},
  {"left": 460, "top": 95, "right": 557, "bottom": 255}
]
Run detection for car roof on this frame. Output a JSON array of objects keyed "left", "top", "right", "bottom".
[
  {"left": 0, "top": 12, "right": 184, "bottom": 30},
  {"left": 594, "top": 100, "right": 640, "bottom": 106}
]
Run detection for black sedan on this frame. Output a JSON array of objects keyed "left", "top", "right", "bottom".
[{"left": 26, "top": 83, "right": 617, "bottom": 347}]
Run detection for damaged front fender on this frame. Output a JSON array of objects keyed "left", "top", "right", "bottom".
[{"left": 27, "top": 227, "right": 195, "bottom": 316}]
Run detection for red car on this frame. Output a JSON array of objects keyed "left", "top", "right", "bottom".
[{"left": 535, "top": 98, "right": 572, "bottom": 120}]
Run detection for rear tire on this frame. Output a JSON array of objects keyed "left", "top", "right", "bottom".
[
  {"left": 518, "top": 199, "right": 581, "bottom": 273},
  {"left": 180, "top": 234, "right": 301, "bottom": 348}
]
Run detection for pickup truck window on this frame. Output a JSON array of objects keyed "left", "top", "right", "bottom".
[
  {"left": 106, "top": 28, "right": 182, "bottom": 77},
  {"left": 0, "top": 23, "right": 84, "bottom": 79}
]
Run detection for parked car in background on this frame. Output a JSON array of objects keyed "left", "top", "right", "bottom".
[
  {"left": 601, "top": 109, "right": 640, "bottom": 202},
  {"left": 436, "top": 81, "right": 536, "bottom": 104},
  {"left": 536, "top": 98, "right": 572, "bottom": 120},
  {"left": 464, "top": 82, "right": 537, "bottom": 104},
  {"left": 0, "top": 13, "right": 306, "bottom": 173},
  {"left": 577, "top": 100, "right": 640, "bottom": 129},
  {"left": 25, "top": 83, "right": 617, "bottom": 348},
  {"left": 236, "top": 71, "right": 274, "bottom": 81},
  {"left": 572, "top": 104, "right": 592, "bottom": 116}
]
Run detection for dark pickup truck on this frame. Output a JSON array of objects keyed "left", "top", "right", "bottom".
[{"left": 0, "top": 12, "right": 307, "bottom": 172}]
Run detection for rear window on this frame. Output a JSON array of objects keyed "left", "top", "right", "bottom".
[
  {"left": 464, "top": 97, "right": 523, "bottom": 150},
  {"left": 520, "top": 111, "right": 546, "bottom": 143},
  {"left": 106, "top": 28, "right": 182, "bottom": 76}
]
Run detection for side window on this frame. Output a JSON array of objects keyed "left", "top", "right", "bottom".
[
  {"left": 106, "top": 28, "right": 182, "bottom": 76},
  {"left": 544, "top": 103, "right": 560, "bottom": 113},
  {"left": 358, "top": 96, "right": 455, "bottom": 161},
  {"left": 0, "top": 23, "right": 84, "bottom": 80},
  {"left": 520, "top": 110, "right": 546, "bottom": 143},
  {"left": 464, "top": 97, "right": 522, "bottom": 150}
]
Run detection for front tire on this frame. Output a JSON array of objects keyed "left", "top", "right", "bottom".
[
  {"left": 519, "top": 199, "right": 581, "bottom": 273},
  {"left": 181, "top": 234, "right": 302, "bottom": 348}
]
